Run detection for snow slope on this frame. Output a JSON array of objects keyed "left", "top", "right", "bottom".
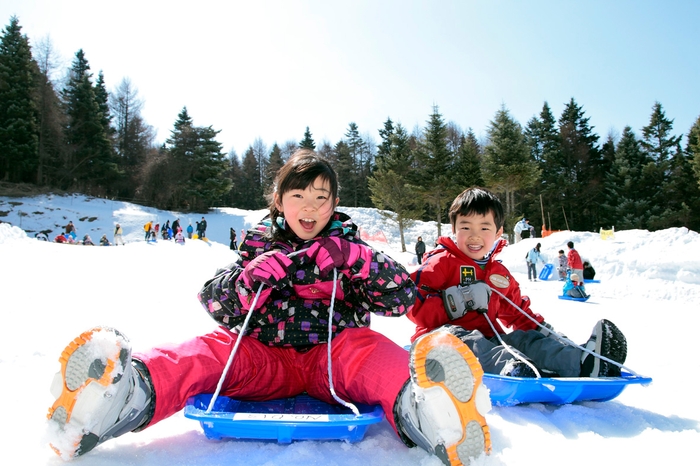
[{"left": 0, "top": 193, "right": 698, "bottom": 466}]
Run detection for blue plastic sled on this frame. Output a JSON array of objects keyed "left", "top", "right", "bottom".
[
  {"left": 584, "top": 279, "right": 600, "bottom": 284},
  {"left": 184, "top": 393, "right": 384, "bottom": 443},
  {"left": 539, "top": 264, "right": 554, "bottom": 281},
  {"left": 484, "top": 371, "right": 652, "bottom": 406},
  {"left": 558, "top": 294, "right": 590, "bottom": 302}
]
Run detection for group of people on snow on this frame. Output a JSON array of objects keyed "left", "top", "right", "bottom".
[{"left": 47, "top": 150, "right": 627, "bottom": 466}]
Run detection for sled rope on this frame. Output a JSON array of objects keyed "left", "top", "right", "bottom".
[
  {"left": 487, "top": 285, "right": 639, "bottom": 377},
  {"left": 482, "top": 312, "right": 542, "bottom": 378},
  {"left": 206, "top": 282, "right": 266, "bottom": 413},
  {"left": 327, "top": 268, "right": 361, "bottom": 416},
  {"left": 206, "top": 248, "right": 360, "bottom": 416}
]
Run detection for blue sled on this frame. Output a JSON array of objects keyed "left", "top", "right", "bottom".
[
  {"left": 584, "top": 279, "right": 600, "bottom": 283},
  {"left": 558, "top": 294, "right": 590, "bottom": 302},
  {"left": 539, "top": 264, "right": 554, "bottom": 280},
  {"left": 184, "top": 393, "right": 384, "bottom": 443},
  {"left": 485, "top": 371, "right": 652, "bottom": 406}
]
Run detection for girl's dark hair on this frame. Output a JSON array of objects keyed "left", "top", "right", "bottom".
[
  {"left": 267, "top": 149, "right": 339, "bottom": 240},
  {"left": 449, "top": 187, "right": 505, "bottom": 229}
]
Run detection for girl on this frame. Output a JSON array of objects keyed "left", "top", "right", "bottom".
[{"left": 47, "top": 150, "right": 490, "bottom": 466}]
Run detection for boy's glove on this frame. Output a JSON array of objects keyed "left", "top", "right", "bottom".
[
  {"left": 242, "top": 250, "right": 295, "bottom": 289},
  {"left": 305, "top": 237, "right": 367, "bottom": 277},
  {"left": 442, "top": 283, "right": 491, "bottom": 319}
]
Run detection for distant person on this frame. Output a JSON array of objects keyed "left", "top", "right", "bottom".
[
  {"left": 99, "top": 234, "right": 111, "bottom": 246},
  {"left": 54, "top": 233, "right": 67, "bottom": 243},
  {"left": 567, "top": 241, "right": 584, "bottom": 279},
  {"left": 230, "top": 228, "right": 237, "bottom": 250},
  {"left": 557, "top": 250, "right": 567, "bottom": 280},
  {"left": 144, "top": 221, "right": 153, "bottom": 241},
  {"left": 35, "top": 232, "right": 49, "bottom": 241},
  {"left": 65, "top": 221, "right": 76, "bottom": 236},
  {"left": 82, "top": 234, "right": 95, "bottom": 246},
  {"left": 583, "top": 261, "right": 596, "bottom": 280},
  {"left": 174, "top": 230, "right": 186, "bottom": 244},
  {"left": 163, "top": 220, "right": 170, "bottom": 235},
  {"left": 114, "top": 223, "right": 125, "bottom": 246},
  {"left": 172, "top": 218, "right": 181, "bottom": 235},
  {"left": 197, "top": 216, "right": 207, "bottom": 239},
  {"left": 186, "top": 222, "right": 194, "bottom": 239},
  {"left": 563, "top": 273, "right": 589, "bottom": 299},
  {"left": 415, "top": 236, "right": 426, "bottom": 264},
  {"left": 526, "top": 243, "right": 545, "bottom": 281},
  {"left": 513, "top": 218, "right": 534, "bottom": 243}
]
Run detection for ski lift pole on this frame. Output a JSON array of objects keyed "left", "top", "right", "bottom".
[{"left": 562, "top": 206, "right": 570, "bottom": 230}]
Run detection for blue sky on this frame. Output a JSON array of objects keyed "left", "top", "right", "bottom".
[{"left": 3, "top": 0, "right": 699, "bottom": 155}]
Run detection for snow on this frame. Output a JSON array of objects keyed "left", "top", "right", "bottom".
[{"left": 0, "top": 192, "right": 699, "bottom": 465}]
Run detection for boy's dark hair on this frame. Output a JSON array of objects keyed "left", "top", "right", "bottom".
[
  {"left": 558, "top": 249, "right": 564, "bottom": 254},
  {"left": 567, "top": 241, "right": 574, "bottom": 249},
  {"left": 449, "top": 187, "right": 505, "bottom": 229}
]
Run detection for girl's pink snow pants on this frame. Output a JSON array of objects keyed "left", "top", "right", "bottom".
[{"left": 134, "top": 326, "right": 410, "bottom": 433}]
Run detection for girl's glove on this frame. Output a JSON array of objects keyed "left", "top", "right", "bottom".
[
  {"left": 305, "top": 237, "right": 367, "bottom": 278},
  {"left": 242, "top": 250, "right": 295, "bottom": 289}
]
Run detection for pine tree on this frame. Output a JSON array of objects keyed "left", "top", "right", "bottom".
[
  {"left": 185, "top": 125, "right": 231, "bottom": 211},
  {"left": 482, "top": 105, "right": 540, "bottom": 226},
  {"left": 265, "top": 143, "right": 285, "bottom": 191},
  {"left": 416, "top": 105, "right": 459, "bottom": 235},
  {"left": 453, "top": 128, "right": 484, "bottom": 190},
  {"left": 555, "top": 98, "right": 601, "bottom": 230},
  {"left": 640, "top": 102, "right": 684, "bottom": 229},
  {"left": 0, "top": 16, "right": 39, "bottom": 182},
  {"left": 601, "top": 127, "right": 651, "bottom": 229},
  {"left": 239, "top": 146, "right": 265, "bottom": 209},
  {"left": 299, "top": 126, "right": 316, "bottom": 149},
  {"left": 61, "top": 49, "right": 118, "bottom": 194},
  {"left": 368, "top": 123, "right": 422, "bottom": 251},
  {"left": 344, "top": 122, "right": 373, "bottom": 207},
  {"left": 687, "top": 115, "right": 700, "bottom": 189}
]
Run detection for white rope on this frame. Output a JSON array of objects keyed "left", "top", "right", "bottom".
[
  {"left": 327, "top": 268, "right": 361, "bottom": 416},
  {"left": 488, "top": 285, "right": 639, "bottom": 377},
  {"left": 482, "top": 312, "right": 542, "bottom": 378},
  {"left": 206, "top": 282, "right": 265, "bottom": 413}
]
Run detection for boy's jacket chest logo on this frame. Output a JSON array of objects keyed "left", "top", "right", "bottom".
[{"left": 460, "top": 266, "right": 477, "bottom": 285}]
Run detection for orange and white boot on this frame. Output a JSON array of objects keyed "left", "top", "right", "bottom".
[
  {"left": 47, "top": 327, "right": 153, "bottom": 460},
  {"left": 395, "top": 325, "right": 491, "bottom": 465}
]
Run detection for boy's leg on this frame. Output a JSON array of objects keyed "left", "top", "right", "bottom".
[{"left": 501, "top": 330, "right": 581, "bottom": 377}]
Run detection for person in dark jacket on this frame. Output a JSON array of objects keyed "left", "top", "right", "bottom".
[{"left": 415, "top": 236, "right": 426, "bottom": 264}]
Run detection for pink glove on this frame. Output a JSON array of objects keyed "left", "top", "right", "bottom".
[
  {"left": 305, "top": 237, "right": 368, "bottom": 278},
  {"left": 242, "top": 250, "right": 294, "bottom": 289}
]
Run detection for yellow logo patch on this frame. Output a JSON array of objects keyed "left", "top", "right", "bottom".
[{"left": 460, "top": 266, "right": 477, "bottom": 285}]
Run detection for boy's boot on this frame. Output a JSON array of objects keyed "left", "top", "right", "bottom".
[
  {"left": 580, "top": 319, "right": 627, "bottom": 377},
  {"left": 394, "top": 325, "right": 491, "bottom": 466},
  {"left": 47, "top": 327, "right": 153, "bottom": 459}
]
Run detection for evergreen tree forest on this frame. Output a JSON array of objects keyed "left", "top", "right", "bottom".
[{"left": 2, "top": 16, "right": 700, "bottom": 237}]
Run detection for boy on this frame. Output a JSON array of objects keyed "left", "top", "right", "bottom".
[{"left": 408, "top": 187, "right": 627, "bottom": 379}]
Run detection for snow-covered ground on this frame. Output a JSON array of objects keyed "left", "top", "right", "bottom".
[{"left": 0, "top": 193, "right": 698, "bottom": 465}]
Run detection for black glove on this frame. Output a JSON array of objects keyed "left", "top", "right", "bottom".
[{"left": 442, "top": 282, "right": 491, "bottom": 319}]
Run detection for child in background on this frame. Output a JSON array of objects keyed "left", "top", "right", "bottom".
[
  {"left": 47, "top": 150, "right": 491, "bottom": 466},
  {"left": 408, "top": 187, "right": 627, "bottom": 380},
  {"left": 563, "top": 273, "right": 589, "bottom": 299},
  {"left": 557, "top": 249, "right": 567, "bottom": 280}
]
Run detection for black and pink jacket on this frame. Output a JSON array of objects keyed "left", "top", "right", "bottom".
[{"left": 198, "top": 212, "right": 416, "bottom": 348}]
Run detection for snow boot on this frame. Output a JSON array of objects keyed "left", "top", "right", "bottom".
[
  {"left": 394, "top": 325, "right": 491, "bottom": 465},
  {"left": 47, "top": 327, "right": 153, "bottom": 459},
  {"left": 580, "top": 319, "right": 627, "bottom": 377}
]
